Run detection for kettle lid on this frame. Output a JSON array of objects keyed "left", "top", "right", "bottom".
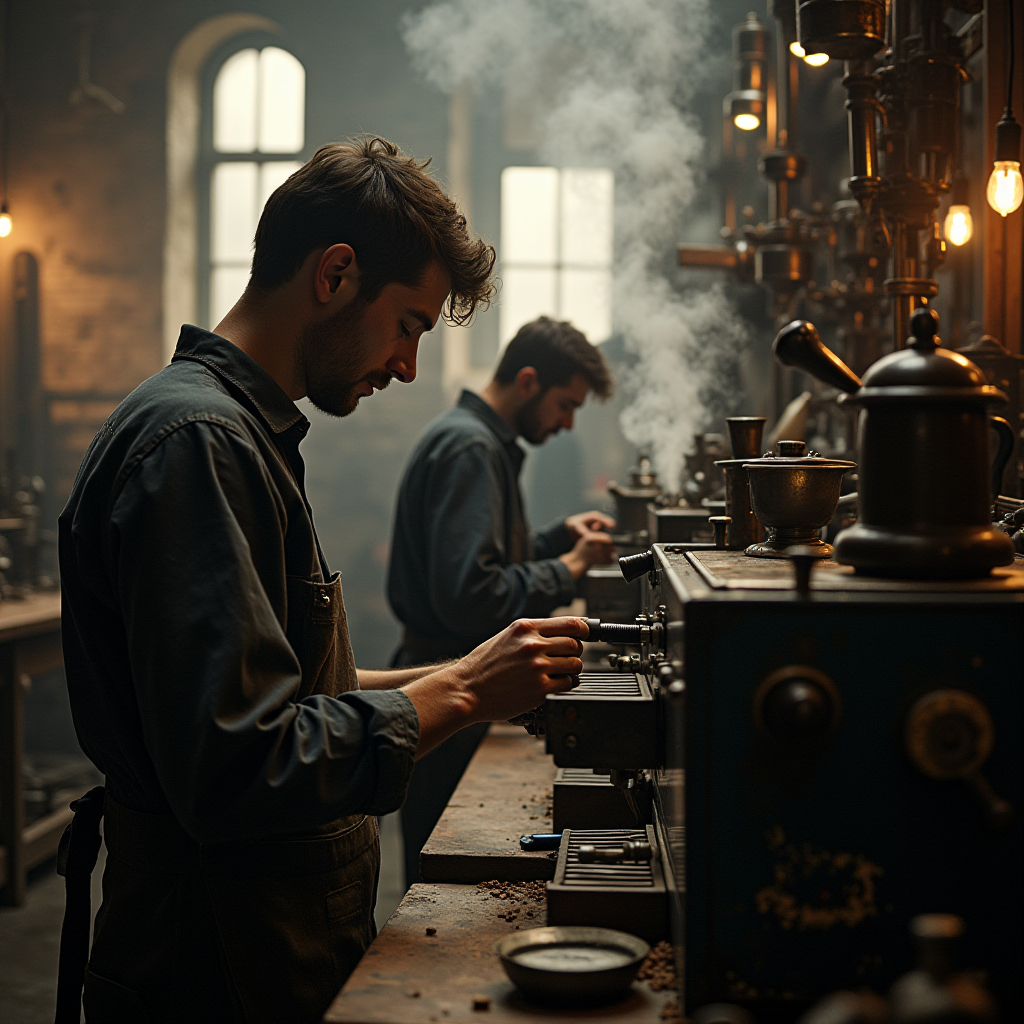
[{"left": 861, "top": 308, "right": 989, "bottom": 389}]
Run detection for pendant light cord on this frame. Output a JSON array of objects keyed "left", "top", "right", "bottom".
[{"left": 1008, "top": 0, "right": 1016, "bottom": 116}]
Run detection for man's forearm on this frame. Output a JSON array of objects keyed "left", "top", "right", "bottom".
[{"left": 357, "top": 662, "right": 458, "bottom": 690}]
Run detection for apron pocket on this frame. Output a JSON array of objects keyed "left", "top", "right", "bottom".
[
  {"left": 83, "top": 967, "right": 148, "bottom": 1023},
  {"left": 327, "top": 879, "right": 363, "bottom": 925}
]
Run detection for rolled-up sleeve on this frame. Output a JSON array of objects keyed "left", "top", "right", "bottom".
[
  {"left": 423, "top": 442, "right": 576, "bottom": 640},
  {"left": 109, "top": 420, "right": 419, "bottom": 843}
]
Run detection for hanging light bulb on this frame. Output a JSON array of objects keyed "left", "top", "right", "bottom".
[
  {"left": 0, "top": 203, "right": 11, "bottom": 238},
  {"left": 734, "top": 113, "right": 761, "bottom": 131},
  {"left": 987, "top": 160, "right": 1023, "bottom": 216},
  {"left": 944, "top": 205, "right": 973, "bottom": 245},
  {"left": 987, "top": 2, "right": 1023, "bottom": 217},
  {"left": 943, "top": 177, "right": 973, "bottom": 245},
  {"left": 789, "top": 41, "right": 829, "bottom": 66}
]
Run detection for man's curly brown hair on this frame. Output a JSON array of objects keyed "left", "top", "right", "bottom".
[{"left": 251, "top": 136, "right": 496, "bottom": 326}]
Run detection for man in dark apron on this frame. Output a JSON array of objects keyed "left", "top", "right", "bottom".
[{"left": 58, "top": 137, "right": 589, "bottom": 1024}]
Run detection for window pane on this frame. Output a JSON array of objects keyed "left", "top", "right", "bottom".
[
  {"left": 260, "top": 161, "right": 302, "bottom": 208},
  {"left": 259, "top": 47, "right": 305, "bottom": 153},
  {"left": 561, "top": 169, "right": 614, "bottom": 266},
  {"left": 210, "top": 265, "right": 250, "bottom": 328},
  {"left": 501, "top": 167, "right": 558, "bottom": 264},
  {"left": 560, "top": 268, "right": 612, "bottom": 343},
  {"left": 212, "top": 162, "right": 258, "bottom": 262},
  {"left": 499, "top": 267, "right": 557, "bottom": 347},
  {"left": 213, "top": 49, "right": 257, "bottom": 153}
]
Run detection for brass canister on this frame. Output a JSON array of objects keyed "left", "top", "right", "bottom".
[{"left": 714, "top": 417, "right": 767, "bottom": 550}]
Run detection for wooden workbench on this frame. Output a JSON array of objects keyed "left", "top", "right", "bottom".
[
  {"left": 328, "top": 723, "right": 674, "bottom": 1022},
  {"left": 0, "top": 592, "right": 66, "bottom": 905},
  {"left": 324, "top": 883, "right": 675, "bottom": 1023},
  {"left": 420, "top": 724, "right": 556, "bottom": 883}
]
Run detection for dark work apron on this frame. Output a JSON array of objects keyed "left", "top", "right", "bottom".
[{"left": 80, "top": 572, "right": 380, "bottom": 1024}]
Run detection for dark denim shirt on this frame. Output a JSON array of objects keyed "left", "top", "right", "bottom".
[
  {"left": 59, "top": 326, "right": 419, "bottom": 843},
  {"left": 387, "top": 390, "right": 576, "bottom": 655}
]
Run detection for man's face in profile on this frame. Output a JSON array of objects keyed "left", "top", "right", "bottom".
[
  {"left": 516, "top": 373, "right": 590, "bottom": 445},
  {"left": 302, "top": 261, "right": 450, "bottom": 417}
]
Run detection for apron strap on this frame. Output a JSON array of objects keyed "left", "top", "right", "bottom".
[{"left": 54, "top": 785, "right": 106, "bottom": 1024}]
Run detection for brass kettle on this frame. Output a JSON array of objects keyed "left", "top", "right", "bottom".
[{"left": 774, "top": 307, "right": 1016, "bottom": 578}]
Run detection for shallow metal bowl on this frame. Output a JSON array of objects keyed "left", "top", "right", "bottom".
[{"left": 494, "top": 926, "right": 650, "bottom": 1005}]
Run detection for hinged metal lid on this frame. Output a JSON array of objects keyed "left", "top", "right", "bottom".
[
  {"left": 859, "top": 307, "right": 995, "bottom": 393},
  {"left": 742, "top": 439, "right": 856, "bottom": 470}
]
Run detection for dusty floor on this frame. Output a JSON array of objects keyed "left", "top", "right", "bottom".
[{"left": 0, "top": 811, "right": 406, "bottom": 1024}]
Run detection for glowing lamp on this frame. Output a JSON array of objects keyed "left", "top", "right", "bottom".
[
  {"left": 0, "top": 205, "right": 11, "bottom": 238},
  {"left": 988, "top": 110, "right": 1023, "bottom": 217},
  {"left": 987, "top": 162, "right": 1023, "bottom": 217},
  {"left": 789, "top": 41, "right": 828, "bottom": 66},
  {"left": 943, "top": 205, "right": 973, "bottom": 246},
  {"left": 734, "top": 113, "right": 761, "bottom": 131}
]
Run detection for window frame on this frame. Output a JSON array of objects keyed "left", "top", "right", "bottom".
[
  {"left": 198, "top": 34, "right": 308, "bottom": 329},
  {"left": 498, "top": 164, "right": 614, "bottom": 348}
]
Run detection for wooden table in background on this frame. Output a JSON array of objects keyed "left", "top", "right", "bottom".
[
  {"left": 0, "top": 593, "right": 65, "bottom": 906},
  {"left": 420, "top": 724, "right": 557, "bottom": 884}
]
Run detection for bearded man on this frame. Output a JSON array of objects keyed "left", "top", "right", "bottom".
[
  {"left": 58, "top": 139, "right": 590, "bottom": 1024},
  {"left": 387, "top": 316, "right": 616, "bottom": 885}
]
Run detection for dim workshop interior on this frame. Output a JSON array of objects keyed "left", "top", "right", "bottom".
[{"left": 0, "top": 0, "right": 1022, "bottom": 1022}]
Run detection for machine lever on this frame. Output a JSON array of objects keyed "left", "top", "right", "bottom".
[
  {"left": 619, "top": 549, "right": 654, "bottom": 582},
  {"left": 773, "top": 320, "right": 863, "bottom": 394}
]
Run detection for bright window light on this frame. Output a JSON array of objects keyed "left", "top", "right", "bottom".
[
  {"left": 209, "top": 47, "right": 305, "bottom": 327},
  {"left": 499, "top": 166, "right": 614, "bottom": 347}
]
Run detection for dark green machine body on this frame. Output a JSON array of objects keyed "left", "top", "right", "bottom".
[{"left": 647, "top": 545, "right": 1024, "bottom": 1017}]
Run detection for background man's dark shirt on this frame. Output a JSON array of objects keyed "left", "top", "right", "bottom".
[
  {"left": 387, "top": 390, "right": 576, "bottom": 657},
  {"left": 59, "top": 326, "right": 419, "bottom": 843}
]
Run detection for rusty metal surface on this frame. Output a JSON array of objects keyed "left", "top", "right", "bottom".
[
  {"left": 420, "top": 725, "right": 557, "bottom": 884},
  {"left": 686, "top": 549, "right": 1024, "bottom": 592},
  {"left": 324, "top": 883, "right": 675, "bottom": 1023}
]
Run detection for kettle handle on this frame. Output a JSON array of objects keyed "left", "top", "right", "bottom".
[{"left": 990, "top": 416, "right": 1015, "bottom": 500}]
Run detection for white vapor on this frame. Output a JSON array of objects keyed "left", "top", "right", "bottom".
[{"left": 402, "top": 0, "right": 748, "bottom": 491}]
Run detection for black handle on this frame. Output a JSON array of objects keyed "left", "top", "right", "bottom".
[
  {"left": 773, "top": 321, "right": 863, "bottom": 394},
  {"left": 989, "top": 416, "right": 1016, "bottom": 500},
  {"left": 619, "top": 549, "right": 654, "bottom": 582}
]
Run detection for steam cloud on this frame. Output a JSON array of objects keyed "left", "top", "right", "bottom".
[{"left": 402, "top": 0, "right": 749, "bottom": 491}]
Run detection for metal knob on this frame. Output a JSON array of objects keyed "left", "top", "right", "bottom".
[
  {"left": 618, "top": 549, "right": 654, "bottom": 582},
  {"left": 709, "top": 516, "right": 732, "bottom": 550},
  {"left": 754, "top": 667, "right": 840, "bottom": 745},
  {"left": 788, "top": 544, "right": 819, "bottom": 596}
]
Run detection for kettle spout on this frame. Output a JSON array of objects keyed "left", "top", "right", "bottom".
[{"left": 773, "top": 321, "right": 863, "bottom": 395}]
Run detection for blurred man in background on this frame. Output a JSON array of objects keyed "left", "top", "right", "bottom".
[{"left": 387, "top": 316, "right": 615, "bottom": 884}]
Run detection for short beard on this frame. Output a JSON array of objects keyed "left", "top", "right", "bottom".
[
  {"left": 514, "top": 391, "right": 548, "bottom": 445},
  {"left": 300, "top": 298, "right": 391, "bottom": 418}
]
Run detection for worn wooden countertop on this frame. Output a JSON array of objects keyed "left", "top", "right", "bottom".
[
  {"left": 324, "top": 883, "right": 674, "bottom": 1024},
  {"left": 420, "top": 724, "right": 557, "bottom": 884},
  {"left": 0, "top": 592, "right": 61, "bottom": 641}
]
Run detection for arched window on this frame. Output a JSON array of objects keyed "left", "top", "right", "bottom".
[{"left": 204, "top": 45, "right": 305, "bottom": 327}]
